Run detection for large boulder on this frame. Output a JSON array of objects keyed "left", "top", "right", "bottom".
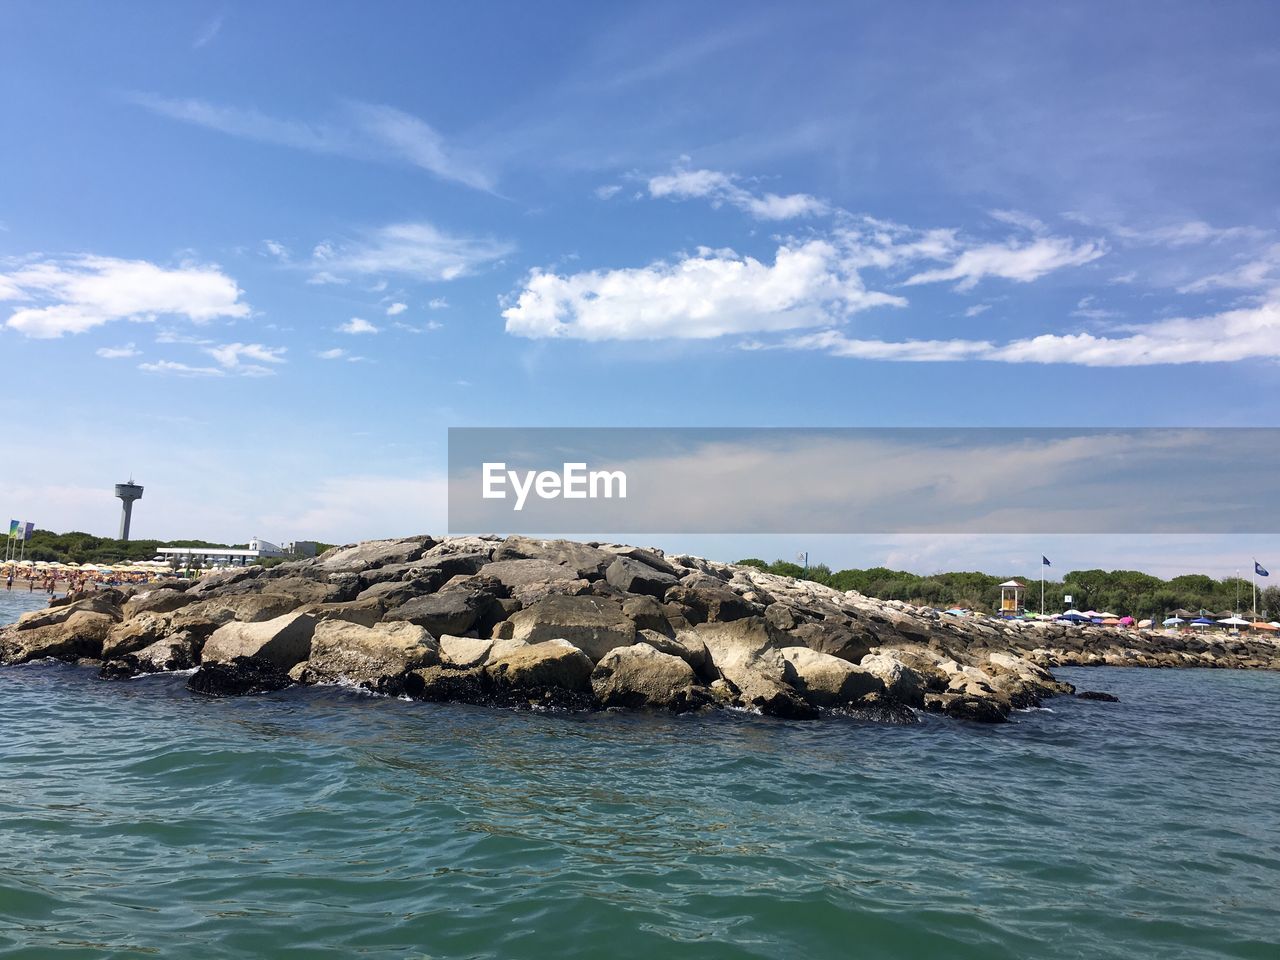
[
  {"left": 782, "top": 621, "right": 875, "bottom": 664},
  {"left": 100, "top": 631, "right": 201, "bottom": 679},
  {"left": 688, "top": 618, "right": 816, "bottom": 719},
  {"left": 507, "top": 595, "right": 636, "bottom": 661},
  {"left": 665, "top": 580, "right": 758, "bottom": 624},
  {"left": 486, "top": 639, "right": 594, "bottom": 694},
  {"left": 479, "top": 559, "right": 578, "bottom": 590},
  {"left": 187, "top": 656, "right": 292, "bottom": 696},
  {"left": 262, "top": 577, "right": 342, "bottom": 605},
  {"left": 492, "top": 536, "right": 612, "bottom": 579},
  {"left": 439, "top": 634, "right": 493, "bottom": 669},
  {"left": 315, "top": 536, "right": 434, "bottom": 573},
  {"left": 384, "top": 588, "right": 497, "bottom": 637},
  {"left": 15, "top": 596, "right": 123, "bottom": 631},
  {"left": 122, "top": 586, "right": 196, "bottom": 619},
  {"left": 102, "top": 612, "right": 176, "bottom": 660},
  {"left": 605, "top": 556, "right": 678, "bottom": 599},
  {"left": 307, "top": 598, "right": 387, "bottom": 628},
  {"left": 305, "top": 620, "right": 438, "bottom": 690},
  {"left": 170, "top": 594, "right": 300, "bottom": 636},
  {"left": 590, "top": 642, "right": 702, "bottom": 710},
  {"left": 780, "top": 647, "right": 884, "bottom": 707},
  {"left": 201, "top": 611, "right": 317, "bottom": 670},
  {"left": 1, "top": 610, "right": 116, "bottom": 663},
  {"left": 859, "top": 653, "right": 927, "bottom": 706},
  {"left": 404, "top": 665, "right": 490, "bottom": 703}
]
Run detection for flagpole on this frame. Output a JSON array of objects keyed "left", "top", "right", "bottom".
[{"left": 1253, "top": 561, "right": 1258, "bottom": 619}]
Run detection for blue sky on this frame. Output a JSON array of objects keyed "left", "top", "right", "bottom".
[{"left": 1, "top": 1, "right": 1278, "bottom": 576}]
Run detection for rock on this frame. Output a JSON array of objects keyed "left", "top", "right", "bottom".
[
  {"left": 945, "top": 696, "right": 1010, "bottom": 723},
  {"left": 201, "top": 611, "right": 318, "bottom": 671},
  {"left": 591, "top": 642, "right": 703, "bottom": 711},
  {"left": 605, "top": 556, "right": 679, "bottom": 599},
  {"left": 783, "top": 621, "right": 874, "bottom": 664},
  {"left": 780, "top": 647, "right": 884, "bottom": 707},
  {"left": 859, "top": 653, "right": 926, "bottom": 706},
  {"left": 637, "top": 629, "right": 711, "bottom": 677},
  {"left": 307, "top": 598, "right": 387, "bottom": 628},
  {"left": 506, "top": 595, "right": 636, "bottom": 660},
  {"left": 305, "top": 620, "right": 439, "bottom": 690},
  {"left": 493, "top": 536, "right": 613, "bottom": 579},
  {"left": 100, "top": 631, "right": 200, "bottom": 678},
  {"left": 689, "top": 618, "right": 816, "bottom": 719},
  {"left": 355, "top": 577, "right": 441, "bottom": 606},
  {"left": 440, "top": 634, "right": 493, "bottom": 669},
  {"left": 666, "top": 581, "right": 758, "bottom": 624},
  {"left": 171, "top": 594, "right": 300, "bottom": 635},
  {"left": 262, "top": 577, "right": 342, "bottom": 605},
  {"left": 1076, "top": 691, "right": 1120, "bottom": 702},
  {"left": 485, "top": 637, "right": 531, "bottom": 662},
  {"left": 187, "top": 656, "right": 293, "bottom": 697},
  {"left": 15, "top": 596, "right": 123, "bottom": 631},
  {"left": 123, "top": 586, "right": 197, "bottom": 619},
  {"left": 1, "top": 611, "right": 116, "bottom": 663},
  {"left": 479, "top": 559, "right": 578, "bottom": 591},
  {"left": 315, "top": 536, "right": 434, "bottom": 573},
  {"left": 384, "top": 589, "right": 492, "bottom": 637},
  {"left": 486, "top": 639, "right": 594, "bottom": 693},
  {"left": 102, "top": 612, "right": 176, "bottom": 659},
  {"left": 404, "top": 665, "right": 490, "bottom": 702},
  {"left": 621, "top": 595, "right": 672, "bottom": 635},
  {"left": 185, "top": 565, "right": 263, "bottom": 598},
  {"left": 599, "top": 545, "right": 680, "bottom": 577}
]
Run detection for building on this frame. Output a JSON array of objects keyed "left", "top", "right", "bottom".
[
  {"left": 999, "top": 579, "right": 1026, "bottom": 615},
  {"left": 157, "top": 537, "right": 285, "bottom": 568}
]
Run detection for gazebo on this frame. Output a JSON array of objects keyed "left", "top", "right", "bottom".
[{"left": 998, "top": 579, "right": 1026, "bottom": 615}]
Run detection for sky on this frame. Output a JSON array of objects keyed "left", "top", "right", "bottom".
[{"left": 1, "top": 1, "right": 1278, "bottom": 578}]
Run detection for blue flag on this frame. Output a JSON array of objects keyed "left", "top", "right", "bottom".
[
  {"left": 1042, "top": 555, "right": 1051, "bottom": 567},
  {"left": 1257, "top": 560, "right": 1270, "bottom": 577}
]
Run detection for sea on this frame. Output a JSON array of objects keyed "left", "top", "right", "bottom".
[{"left": 2, "top": 589, "right": 1278, "bottom": 959}]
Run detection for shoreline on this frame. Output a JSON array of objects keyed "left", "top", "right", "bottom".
[{"left": 4, "top": 535, "right": 1278, "bottom": 724}]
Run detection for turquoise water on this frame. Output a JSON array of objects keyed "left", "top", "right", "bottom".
[{"left": 2, "top": 598, "right": 1278, "bottom": 959}]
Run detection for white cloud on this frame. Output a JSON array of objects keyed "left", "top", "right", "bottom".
[
  {"left": 193, "top": 13, "right": 224, "bottom": 48},
  {"left": 989, "top": 209, "right": 1047, "bottom": 234},
  {"left": 904, "top": 236, "right": 1105, "bottom": 290},
  {"left": 263, "top": 239, "right": 290, "bottom": 262},
  {"left": 964, "top": 303, "right": 990, "bottom": 318},
  {"left": 427, "top": 297, "right": 448, "bottom": 309},
  {"left": 96, "top": 343, "right": 139, "bottom": 359},
  {"left": 1178, "top": 244, "right": 1280, "bottom": 293},
  {"left": 1116, "top": 220, "right": 1269, "bottom": 248},
  {"left": 205, "top": 342, "right": 286, "bottom": 369},
  {"left": 0, "top": 255, "right": 249, "bottom": 338},
  {"left": 129, "top": 94, "right": 494, "bottom": 191},
  {"left": 318, "top": 348, "right": 347, "bottom": 360},
  {"left": 339, "top": 317, "right": 378, "bottom": 335},
  {"left": 503, "top": 241, "right": 903, "bottom": 340},
  {"left": 787, "top": 296, "right": 1280, "bottom": 367},
  {"left": 308, "top": 222, "right": 512, "bottom": 283},
  {"left": 648, "top": 167, "right": 828, "bottom": 220},
  {"left": 385, "top": 302, "right": 408, "bottom": 316},
  {"left": 595, "top": 184, "right": 622, "bottom": 200},
  {"left": 393, "top": 320, "right": 442, "bottom": 334},
  {"left": 138, "top": 359, "right": 225, "bottom": 377}
]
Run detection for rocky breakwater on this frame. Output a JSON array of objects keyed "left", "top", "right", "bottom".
[{"left": 4, "top": 535, "right": 1093, "bottom": 723}]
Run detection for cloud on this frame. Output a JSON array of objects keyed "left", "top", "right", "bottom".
[
  {"left": 205, "top": 342, "right": 286, "bottom": 369},
  {"left": 385, "top": 302, "right": 407, "bottom": 316},
  {"left": 339, "top": 317, "right": 378, "bottom": 335},
  {"left": 427, "top": 297, "right": 448, "bottom": 309},
  {"left": 393, "top": 320, "right": 442, "bottom": 334},
  {"left": 308, "top": 222, "right": 512, "bottom": 283},
  {"left": 1, "top": 255, "right": 249, "bottom": 338},
  {"left": 193, "top": 12, "right": 224, "bottom": 48},
  {"left": 904, "top": 236, "right": 1105, "bottom": 290},
  {"left": 595, "top": 184, "right": 622, "bottom": 200},
  {"left": 503, "top": 241, "right": 904, "bottom": 340},
  {"left": 964, "top": 303, "right": 990, "bottom": 318},
  {"left": 989, "top": 209, "right": 1047, "bottom": 234},
  {"left": 128, "top": 94, "right": 494, "bottom": 191},
  {"left": 787, "top": 295, "right": 1280, "bottom": 366},
  {"left": 262, "top": 239, "right": 290, "bottom": 262},
  {"left": 648, "top": 167, "right": 828, "bottom": 220},
  {"left": 318, "top": 347, "right": 368, "bottom": 362},
  {"left": 138, "top": 359, "right": 225, "bottom": 377},
  {"left": 96, "top": 343, "right": 139, "bottom": 359},
  {"left": 1178, "top": 243, "right": 1280, "bottom": 293}
]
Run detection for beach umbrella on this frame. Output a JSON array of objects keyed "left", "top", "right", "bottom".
[
  {"left": 1119, "top": 616, "right": 1135, "bottom": 626},
  {"left": 1097, "top": 612, "right": 1119, "bottom": 620},
  {"left": 1060, "top": 610, "right": 1089, "bottom": 621},
  {"left": 1218, "top": 616, "right": 1250, "bottom": 627},
  {"left": 1191, "top": 617, "right": 1214, "bottom": 626},
  {"left": 1102, "top": 618, "right": 1122, "bottom": 626},
  {"left": 1249, "top": 621, "right": 1278, "bottom": 631},
  {"left": 1162, "top": 617, "right": 1185, "bottom": 626}
]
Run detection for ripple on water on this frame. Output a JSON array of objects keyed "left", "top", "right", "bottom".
[{"left": 0, "top": 664, "right": 1278, "bottom": 958}]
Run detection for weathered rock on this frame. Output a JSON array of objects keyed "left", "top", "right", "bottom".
[
  {"left": 201, "top": 611, "right": 318, "bottom": 670},
  {"left": 605, "top": 556, "right": 679, "bottom": 599},
  {"left": 944, "top": 696, "right": 1010, "bottom": 723},
  {"left": 307, "top": 598, "right": 387, "bottom": 628},
  {"left": 315, "top": 536, "right": 435, "bottom": 573},
  {"left": 689, "top": 618, "right": 816, "bottom": 718},
  {"left": 100, "top": 631, "right": 200, "bottom": 678},
  {"left": 102, "top": 612, "right": 176, "bottom": 660},
  {"left": 305, "top": 620, "right": 439, "bottom": 690},
  {"left": 123, "top": 586, "right": 197, "bottom": 619},
  {"left": 187, "top": 656, "right": 292, "bottom": 697},
  {"left": 859, "top": 653, "right": 927, "bottom": 706},
  {"left": 666, "top": 580, "right": 758, "bottom": 624},
  {"left": 599, "top": 545, "right": 680, "bottom": 577},
  {"left": 171, "top": 594, "right": 300, "bottom": 635},
  {"left": 355, "top": 576, "right": 442, "bottom": 607},
  {"left": 1, "top": 610, "right": 116, "bottom": 663},
  {"left": 263, "top": 577, "right": 342, "bottom": 605},
  {"left": 492, "top": 536, "right": 613, "bottom": 579},
  {"left": 591, "top": 642, "right": 703, "bottom": 710},
  {"left": 404, "top": 664, "right": 490, "bottom": 702},
  {"left": 637, "top": 628, "right": 712, "bottom": 677},
  {"left": 621, "top": 595, "right": 672, "bottom": 635},
  {"left": 780, "top": 647, "right": 884, "bottom": 707},
  {"left": 507, "top": 595, "right": 636, "bottom": 660},
  {"left": 384, "top": 589, "right": 491, "bottom": 637},
  {"left": 479, "top": 559, "right": 578, "bottom": 591},
  {"left": 15, "top": 596, "right": 123, "bottom": 631},
  {"left": 439, "top": 634, "right": 493, "bottom": 669},
  {"left": 486, "top": 639, "right": 594, "bottom": 693},
  {"left": 1077, "top": 690, "right": 1120, "bottom": 702},
  {"left": 783, "top": 621, "right": 874, "bottom": 664}
]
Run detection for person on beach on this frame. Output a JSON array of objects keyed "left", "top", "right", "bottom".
[{"left": 5, "top": 570, "right": 12, "bottom": 590}]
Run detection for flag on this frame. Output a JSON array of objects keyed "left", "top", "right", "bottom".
[
  {"left": 23, "top": 522, "right": 34, "bottom": 541},
  {"left": 8, "top": 520, "right": 20, "bottom": 540},
  {"left": 1042, "top": 555, "right": 1051, "bottom": 567},
  {"left": 1257, "top": 560, "right": 1270, "bottom": 578}
]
